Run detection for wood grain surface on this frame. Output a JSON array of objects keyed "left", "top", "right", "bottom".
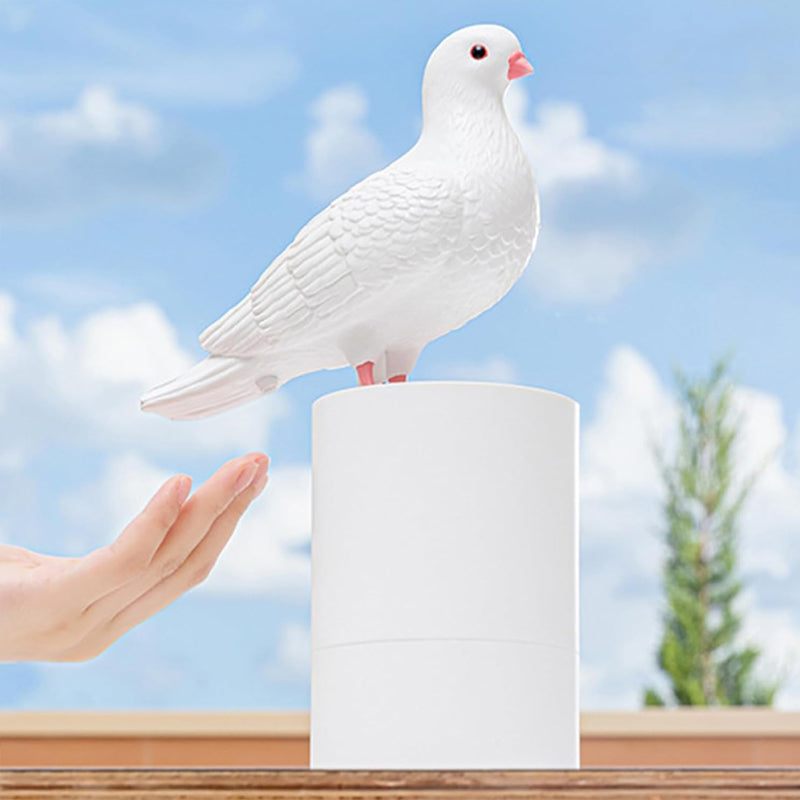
[{"left": 1, "top": 769, "right": 800, "bottom": 799}]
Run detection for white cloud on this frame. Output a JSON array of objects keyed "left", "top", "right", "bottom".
[
  {"left": 0, "top": 294, "right": 286, "bottom": 465},
  {"left": 35, "top": 86, "right": 158, "bottom": 145},
  {"left": 0, "top": 289, "right": 305, "bottom": 599},
  {"left": 506, "top": 87, "right": 699, "bottom": 305},
  {"left": 583, "top": 347, "right": 676, "bottom": 500},
  {"left": 60, "top": 453, "right": 172, "bottom": 556},
  {"left": 580, "top": 346, "right": 800, "bottom": 709},
  {"left": 741, "top": 601, "right": 800, "bottom": 705},
  {"left": 530, "top": 230, "right": 654, "bottom": 306},
  {"left": 505, "top": 90, "right": 638, "bottom": 192},
  {"left": 0, "top": 86, "right": 222, "bottom": 223},
  {"left": 291, "top": 85, "right": 386, "bottom": 203},
  {"left": 619, "top": 95, "right": 800, "bottom": 154},
  {"left": 0, "top": 293, "right": 17, "bottom": 355},
  {"left": 202, "top": 464, "right": 311, "bottom": 599},
  {"left": 263, "top": 622, "right": 311, "bottom": 683},
  {"left": 735, "top": 388, "right": 800, "bottom": 586},
  {"left": 579, "top": 348, "right": 672, "bottom": 708}
]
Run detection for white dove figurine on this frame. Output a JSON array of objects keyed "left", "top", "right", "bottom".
[{"left": 142, "top": 24, "right": 538, "bottom": 420}]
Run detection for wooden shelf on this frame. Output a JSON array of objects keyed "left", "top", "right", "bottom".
[
  {"left": 1, "top": 769, "right": 800, "bottom": 799},
  {"left": 3, "top": 711, "right": 800, "bottom": 768},
  {"left": 4, "top": 709, "right": 800, "bottom": 738}
]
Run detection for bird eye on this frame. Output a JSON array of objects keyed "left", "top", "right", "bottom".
[{"left": 470, "top": 44, "right": 487, "bottom": 60}]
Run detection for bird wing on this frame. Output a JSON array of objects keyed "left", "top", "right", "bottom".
[{"left": 199, "top": 167, "right": 465, "bottom": 357}]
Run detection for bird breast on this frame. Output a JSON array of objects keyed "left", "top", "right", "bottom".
[{"left": 446, "top": 127, "right": 539, "bottom": 310}]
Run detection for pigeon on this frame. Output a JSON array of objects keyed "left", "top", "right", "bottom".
[{"left": 141, "top": 24, "right": 538, "bottom": 420}]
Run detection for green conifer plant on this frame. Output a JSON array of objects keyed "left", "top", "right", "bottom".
[{"left": 644, "top": 361, "right": 779, "bottom": 706}]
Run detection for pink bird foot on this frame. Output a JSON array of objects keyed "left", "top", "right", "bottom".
[
  {"left": 356, "top": 361, "right": 376, "bottom": 386},
  {"left": 388, "top": 374, "right": 407, "bottom": 383}
]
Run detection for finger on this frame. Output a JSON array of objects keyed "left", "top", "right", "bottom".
[
  {"left": 65, "top": 474, "right": 192, "bottom": 607},
  {"left": 58, "top": 469, "right": 268, "bottom": 662},
  {"left": 78, "top": 453, "right": 268, "bottom": 629},
  {"left": 148, "top": 453, "right": 268, "bottom": 581}
]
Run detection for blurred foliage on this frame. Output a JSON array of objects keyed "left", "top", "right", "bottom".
[{"left": 643, "top": 360, "right": 780, "bottom": 707}]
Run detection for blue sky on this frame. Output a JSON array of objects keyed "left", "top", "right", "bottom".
[{"left": 1, "top": 0, "right": 800, "bottom": 710}]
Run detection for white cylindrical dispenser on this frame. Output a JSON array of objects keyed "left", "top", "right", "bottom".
[{"left": 311, "top": 381, "right": 578, "bottom": 769}]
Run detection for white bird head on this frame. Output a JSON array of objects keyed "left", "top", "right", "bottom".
[{"left": 422, "top": 24, "right": 533, "bottom": 110}]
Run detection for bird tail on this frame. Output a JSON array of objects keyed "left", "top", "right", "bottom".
[{"left": 140, "top": 356, "right": 278, "bottom": 420}]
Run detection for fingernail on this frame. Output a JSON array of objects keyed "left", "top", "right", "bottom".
[
  {"left": 175, "top": 475, "right": 192, "bottom": 505},
  {"left": 234, "top": 462, "right": 259, "bottom": 494},
  {"left": 252, "top": 469, "right": 269, "bottom": 497}
]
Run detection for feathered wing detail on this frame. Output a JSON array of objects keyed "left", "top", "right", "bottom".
[
  {"left": 141, "top": 168, "right": 465, "bottom": 419},
  {"left": 140, "top": 356, "right": 273, "bottom": 420},
  {"left": 198, "top": 296, "right": 269, "bottom": 357},
  {"left": 199, "top": 168, "right": 464, "bottom": 356}
]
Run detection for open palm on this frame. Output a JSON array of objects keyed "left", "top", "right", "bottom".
[{"left": 0, "top": 453, "right": 268, "bottom": 662}]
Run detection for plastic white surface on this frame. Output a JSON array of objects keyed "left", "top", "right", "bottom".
[
  {"left": 311, "top": 382, "right": 579, "bottom": 769},
  {"left": 312, "top": 640, "right": 578, "bottom": 769}
]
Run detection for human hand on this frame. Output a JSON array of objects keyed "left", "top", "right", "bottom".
[{"left": 0, "top": 452, "right": 269, "bottom": 662}]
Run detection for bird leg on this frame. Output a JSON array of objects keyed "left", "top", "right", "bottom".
[
  {"left": 385, "top": 347, "right": 421, "bottom": 385},
  {"left": 356, "top": 361, "right": 376, "bottom": 386}
]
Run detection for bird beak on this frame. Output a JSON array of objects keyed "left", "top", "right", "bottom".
[{"left": 507, "top": 50, "right": 534, "bottom": 81}]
